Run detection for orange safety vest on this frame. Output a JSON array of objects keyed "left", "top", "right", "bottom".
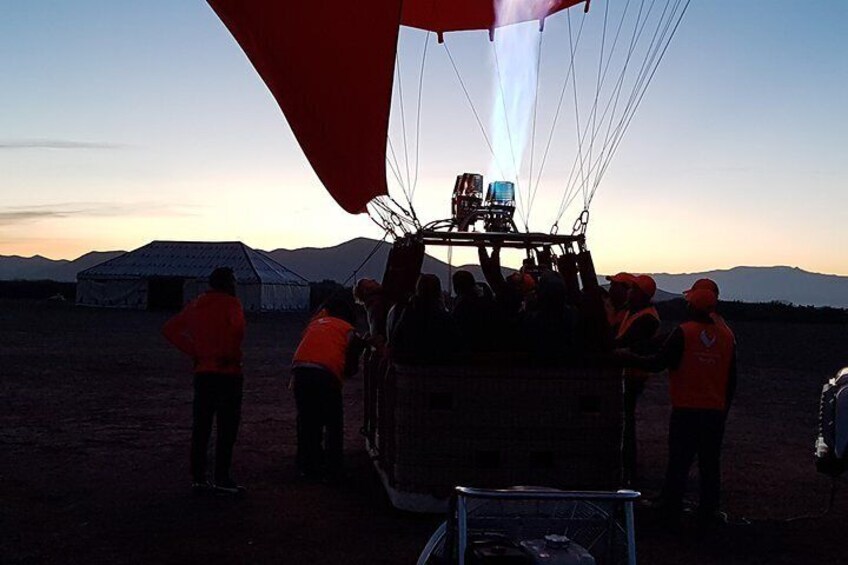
[
  {"left": 607, "top": 307, "right": 627, "bottom": 331},
  {"left": 617, "top": 306, "right": 660, "bottom": 382},
  {"left": 616, "top": 306, "right": 659, "bottom": 341},
  {"left": 711, "top": 312, "right": 732, "bottom": 335},
  {"left": 292, "top": 315, "right": 354, "bottom": 382},
  {"left": 669, "top": 320, "right": 735, "bottom": 410}
]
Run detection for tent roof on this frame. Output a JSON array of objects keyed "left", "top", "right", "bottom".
[{"left": 78, "top": 241, "right": 307, "bottom": 285}]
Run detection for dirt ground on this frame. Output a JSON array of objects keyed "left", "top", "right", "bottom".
[{"left": 2, "top": 299, "right": 847, "bottom": 564}]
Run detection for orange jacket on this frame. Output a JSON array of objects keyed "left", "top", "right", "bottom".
[
  {"left": 162, "top": 291, "right": 245, "bottom": 375},
  {"left": 292, "top": 315, "right": 355, "bottom": 383},
  {"left": 616, "top": 306, "right": 659, "bottom": 341},
  {"left": 670, "top": 320, "right": 735, "bottom": 410}
]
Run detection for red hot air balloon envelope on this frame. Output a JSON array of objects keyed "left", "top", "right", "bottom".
[{"left": 206, "top": 0, "right": 586, "bottom": 214}]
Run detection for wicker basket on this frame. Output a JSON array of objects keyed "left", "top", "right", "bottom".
[{"left": 366, "top": 362, "right": 624, "bottom": 512}]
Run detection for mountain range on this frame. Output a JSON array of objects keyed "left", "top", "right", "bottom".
[{"left": 2, "top": 238, "right": 847, "bottom": 308}]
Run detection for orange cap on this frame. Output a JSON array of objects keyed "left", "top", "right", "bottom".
[
  {"left": 686, "top": 288, "right": 718, "bottom": 312},
  {"left": 605, "top": 272, "right": 636, "bottom": 285},
  {"left": 684, "top": 278, "right": 719, "bottom": 298},
  {"left": 508, "top": 272, "right": 536, "bottom": 293},
  {"left": 633, "top": 275, "right": 656, "bottom": 299}
]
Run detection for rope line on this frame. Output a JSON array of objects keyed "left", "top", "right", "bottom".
[
  {"left": 531, "top": 12, "right": 587, "bottom": 197},
  {"left": 340, "top": 231, "right": 390, "bottom": 288},
  {"left": 411, "top": 32, "right": 431, "bottom": 200},
  {"left": 589, "top": 0, "right": 691, "bottom": 206},
  {"left": 525, "top": 30, "right": 545, "bottom": 223},
  {"left": 567, "top": 12, "right": 589, "bottom": 216},
  {"left": 553, "top": 0, "right": 648, "bottom": 223},
  {"left": 395, "top": 52, "right": 413, "bottom": 196},
  {"left": 584, "top": 0, "right": 611, "bottom": 209},
  {"left": 549, "top": 0, "right": 692, "bottom": 228}
]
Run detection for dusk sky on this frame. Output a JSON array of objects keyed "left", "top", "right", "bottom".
[{"left": 1, "top": 1, "right": 846, "bottom": 275}]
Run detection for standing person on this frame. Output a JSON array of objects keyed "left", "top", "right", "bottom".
[
  {"left": 450, "top": 270, "right": 500, "bottom": 352},
  {"left": 387, "top": 274, "right": 460, "bottom": 364},
  {"left": 163, "top": 267, "right": 246, "bottom": 494},
  {"left": 617, "top": 281, "right": 737, "bottom": 527},
  {"left": 687, "top": 278, "right": 730, "bottom": 331},
  {"left": 478, "top": 246, "right": 524, "bottom": 318},
  {"left": 291, "top": 299, "right": 364, "bottom": 481},
  {"left": 353, "top": 279, "right": 389, "bottom": 445},
  {"left": 615, "top": 274, "right": 661, "bottom": 487},
  {"left": 604, "top": 272, "right": 636, "bottom": 333},
  {"left": 353, "top": 278, "right": 389, "bottom": 341}
]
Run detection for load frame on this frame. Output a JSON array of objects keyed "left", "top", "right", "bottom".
[{"left": 417, "top": 228, "right": 586, "bottom": 251}]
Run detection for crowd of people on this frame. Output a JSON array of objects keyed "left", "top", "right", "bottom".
[{"left": 161, "top": 257, "right": 738, "bottom": 529}]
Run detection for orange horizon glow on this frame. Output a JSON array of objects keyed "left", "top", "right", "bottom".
[{"left": 3, "top": 191, "right": 846, "bottom": 278}]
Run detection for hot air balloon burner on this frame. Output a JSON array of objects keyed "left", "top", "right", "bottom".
[
  {"left": 483, "top": 180, "right": 516, "bottom": 232},
  {"left": 452, "top": 173, "right": 484, "bottom": 231},
  {"left": 450, "top": 174, "right": 517, "bottom": 233}
]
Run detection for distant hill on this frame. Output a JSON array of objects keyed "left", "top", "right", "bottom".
[
  {"left": 649, "top": 266, "right": 848, "bottom": 308},
  {"left": 264, "top": 240, "right": 848, "bottom": 307},
  {"left": 3, "top": 239, "right": 847, "bottom": 307},
  {"left": 0, "top": 251, "right": 125, "bottom": 282},
  {"left": 265, "top": 237, "right": 496, "bottom": 287}
]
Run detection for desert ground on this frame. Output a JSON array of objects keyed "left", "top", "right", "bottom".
[{"left": 2, "top": 299, "right": 847, "bottom": 564}]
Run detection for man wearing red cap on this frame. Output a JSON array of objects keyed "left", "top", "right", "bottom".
[
  {"left": 604, "top": 272, "right": 635, "bottom": 333},
  {"left": 687, "top": 278, "right": 731, "bottom": 332},
  {"left": 617, "top": 280, "right": 737, "bottom": 527},
  {"left": 614, "top": 274, "right": 660, "bottom": 487}
]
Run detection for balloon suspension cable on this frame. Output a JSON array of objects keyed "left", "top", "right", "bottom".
[
  {"left": 552, "top": 0, "right": 648, "bottom": 222},
  {"left": 549, "top": 0, "right": 693, "bottom": 231},
  {"left": 587, "top": 0, "right": 693, "bottom": 208},
  {"left": 395, "top": 52, "right": 413, "bottom": 197},
  {"left": 341, "top": 230, "right": 390, "bottom": 288},
  {"left": 369, "top": 197, "right": 419, "bottom": 236},
  {"left": 586, "top": 0, "right": 693, "bottom": 204},
  {"left": 447, "top": 244, "right": 454, "bottom": 297},
  {"left": 531, "top": 12, "right": 587, "bottom": 208},
  {"left": 385, "top": 194, "right": 420, "bottom": 230},
  {"left": 309, "top": 229, "right": 390, "bottom": 319},
  {"left": 366, "top": 206, "right": 394, "bottom": 236},
  {"left": 388, "top": 30, "right": 429, "bottom": 225},
  {"left": 525, "top": 29, "right": 545, "bottom": 225},
  {"left": 411, "top": 31, "right": 431, "bottom": 201}
]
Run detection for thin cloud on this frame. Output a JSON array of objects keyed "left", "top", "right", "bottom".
[
  {"left": 0, "top": 139, "right": 129, "bottom": 150},
  {"left": 0, "top": 203, "right": 199, "bottom": 226}
]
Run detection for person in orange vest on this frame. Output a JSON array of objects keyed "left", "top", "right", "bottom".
[
  {"left": 618, "top": 281, "right": 737, "bottom": 527},
  {"left": 291, "top": 298, "right": 365, "bottom": 481},
  {"left": 615, "top": 274, "right": 661, "bottom": 487},
  {"left": 604, "top": 272, "right": 636, "bottom": 333},
  {"left": 687, "top": 278, "right": 731, "bottom": 331},
  {"left": 162, "top": 267, "right": 246, "bottom": 494}
]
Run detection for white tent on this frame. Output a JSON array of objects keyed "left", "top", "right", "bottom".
[{"left": 76, "top": 241, "right": 309, "bottom": 311}]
